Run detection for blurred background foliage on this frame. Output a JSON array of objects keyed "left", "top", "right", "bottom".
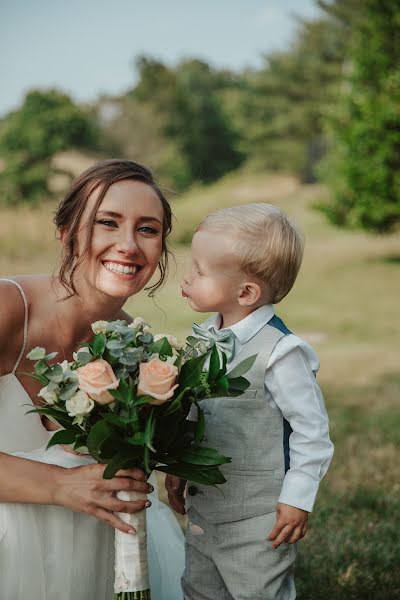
[{"left": 1, "top": 0, "right": 399, "bottom": 234}]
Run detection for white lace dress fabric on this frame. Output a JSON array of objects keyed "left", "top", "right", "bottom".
[{"left": 0, "top": 280, "right": 185, "bottom": 600}]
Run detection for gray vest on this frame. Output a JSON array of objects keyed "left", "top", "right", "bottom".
[{"left": 187, "top": 321, "right": 287, "bottom": 523}]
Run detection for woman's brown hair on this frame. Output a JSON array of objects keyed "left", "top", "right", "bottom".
[{"left": 54, "top": 159, "right": 172, "bottom": 297}]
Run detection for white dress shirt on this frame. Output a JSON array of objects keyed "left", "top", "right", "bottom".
[{"left": 202, "top": 304, "right": 334, "bottom": 513}]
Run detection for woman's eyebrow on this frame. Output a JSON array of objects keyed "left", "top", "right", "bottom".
[{"left": 96, "top": 210, "right": 162, "bottom": 225}]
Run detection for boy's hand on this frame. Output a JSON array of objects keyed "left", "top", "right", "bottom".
[
  {"left": 165, "top": 474, "right": 187, "bottom": 515},
  {"left": 268, "top": 502, "right": 308, "bottom": 549}
]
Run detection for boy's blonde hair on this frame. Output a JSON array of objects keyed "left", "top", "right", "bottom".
[{"left": 198, "top": 204, "right": 304, "bottom": 304}]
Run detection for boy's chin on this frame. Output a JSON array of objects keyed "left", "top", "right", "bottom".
[{"left": 187, "top": 298, "right": 213, "bottom": 313}]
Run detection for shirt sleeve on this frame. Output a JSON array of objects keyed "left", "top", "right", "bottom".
[{"left": 265, "top": 334, "right": 334, "bottom": 512}]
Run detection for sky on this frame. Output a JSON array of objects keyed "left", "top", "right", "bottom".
[{"left": 0, "top": 0, "right": 322, "bottom": 117}]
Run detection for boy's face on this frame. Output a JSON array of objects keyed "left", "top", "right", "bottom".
[{"left": 181, "top": 229, "right": 245, "bottom": 314}]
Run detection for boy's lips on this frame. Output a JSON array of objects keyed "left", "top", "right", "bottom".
[{"left": 181, "top": 288, "right": 188, "bottom": 298}]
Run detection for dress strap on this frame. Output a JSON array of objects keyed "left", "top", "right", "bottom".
[{"left": 0, "top": 278, "right": 29, "bottom": 373}]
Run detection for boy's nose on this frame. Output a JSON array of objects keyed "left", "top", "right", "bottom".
[{"left": 182, "top": 272, "right": 191, "bottom": 286}]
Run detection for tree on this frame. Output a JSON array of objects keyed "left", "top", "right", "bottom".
[
  {"left": 0, "top": 90, "right": 99, "bottom": 204},
  {"left": 132, "top": 57, "right": 243, "bottom": 187},
  {"left": 320, "top": 0, "right": 400, "bottom": 232}
]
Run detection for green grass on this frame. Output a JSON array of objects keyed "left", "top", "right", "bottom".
[{"left": 1, "top": 171, "right": 399, "bottom": 598}]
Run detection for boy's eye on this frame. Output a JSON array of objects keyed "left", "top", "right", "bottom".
[{"left": 96, "top": 219, "right": 118, "bottom": 228}]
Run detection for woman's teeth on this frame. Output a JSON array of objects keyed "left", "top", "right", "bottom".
[{"left": 104, "top": 262, "right": 137, "bottom": 274}]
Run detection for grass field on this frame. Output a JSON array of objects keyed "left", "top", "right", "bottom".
[{"left": 2, "top": 172, "right": 399, "bottom": 598}]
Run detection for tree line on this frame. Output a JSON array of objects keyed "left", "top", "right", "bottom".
[{"left": 0, "top": 0, "right": 398, "bottom": 233}]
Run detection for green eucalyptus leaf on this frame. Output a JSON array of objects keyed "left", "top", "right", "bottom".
[
  {"left": 227, "top": 354, "right": 257, "bottom": 379},
  {"left": 46, "top": 364, "right": 64, "bottom": 383},
  {"left": 77, "top": 349, "right": 92, "bottom": 365},
  {"left": 44, "top": 352, "right": 58, "bottom": 361},
  {"left": 106, "top": 339, "right": 127, "bottom": 351},
  {"left": 35, "top": 359, "right": 49, "bottom": 376},
  {"left": 137, "top": 332, "right": 153, "bottom": 346},
  {"left": 27, "top": 347, "right": 46, "bottom": 360},
  {"left": 59, "top": 382, "right": 79, "bottom": 401}
]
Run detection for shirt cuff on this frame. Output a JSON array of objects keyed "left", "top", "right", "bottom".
[{"left": 278, "top": 470, "right": 320, "bottom": 512}]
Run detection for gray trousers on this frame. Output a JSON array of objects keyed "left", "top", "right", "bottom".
[{"left": 182, "top": 508, "right": 297, "bottom": 600}]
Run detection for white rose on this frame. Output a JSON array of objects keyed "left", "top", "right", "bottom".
[
  {"left": 142, "top": 325, "right": 152, "bottom": 334},
  {"left": 91, "top": 320, "right": 108, "bottom": 335},
  {"left": 65, "top": 390, "right": 94, "bottom": 417},
  {"left": 38, "top": 385, "right": 59, "bottom": 405},
  {"left": 133, "top": 317, "right": 146, "bottom": 328},
  {"left": 154, "top": 333, "right": 183, "bottom": 351}
]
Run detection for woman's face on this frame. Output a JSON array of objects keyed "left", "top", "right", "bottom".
[{"left": 75, "top": 179, "right": 164, "bottom": 299}]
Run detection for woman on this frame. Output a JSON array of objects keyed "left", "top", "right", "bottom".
[{"left": 0, "top": 160, "right": 184, "bottom": 599}]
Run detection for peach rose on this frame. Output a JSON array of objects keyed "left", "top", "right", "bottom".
[
  {"left": 137, "top": 357, "right": 179, "bottom": 405},
  {"left": 76, "top": 358, "right": 119, "bottom": 404}
]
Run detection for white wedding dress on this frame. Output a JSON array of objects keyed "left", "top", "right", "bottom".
[{"left": 0, "top": 279, "right": 185, "bottom": 600}]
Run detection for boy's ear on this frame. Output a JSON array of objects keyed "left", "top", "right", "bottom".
[{"left": 238, "top": 281, "right": 262, "bottom": 307}]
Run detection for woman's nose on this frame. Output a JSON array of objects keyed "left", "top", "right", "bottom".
[{"left": 117, "top": 230, "right": 139, "bottom": 255}]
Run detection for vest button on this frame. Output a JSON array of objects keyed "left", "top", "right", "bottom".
[{"left": 187, "top": 485, "right": 198, "bottom": 496}]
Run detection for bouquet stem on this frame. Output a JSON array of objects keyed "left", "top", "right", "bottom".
[{"left": 114, "top": 490, "right": 151, "bottom": 599}]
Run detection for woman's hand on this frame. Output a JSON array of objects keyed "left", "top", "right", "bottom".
[{"left": 54, "top": 463, "right": 153, "bottom": 534}]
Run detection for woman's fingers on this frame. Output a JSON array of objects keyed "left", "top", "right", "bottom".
[
  {"left": 105, "top": 476, "right": 152, "bottom": 495},
  {"left": 100, "top": 494, "right": 151, "bottom": 515},
  {"left": 115, "top": 467, "right": 148, "bottom": 482},
  {"left": 93, "top": 507, "right": 137, "bottom": 535}
]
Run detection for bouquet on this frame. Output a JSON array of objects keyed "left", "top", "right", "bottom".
[{"left": 27, "top": 318, "right": 256, "bottom": 600}]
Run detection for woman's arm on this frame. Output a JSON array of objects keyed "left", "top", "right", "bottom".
[{"left": 0, "top": 452, "right": 152, "bottom": 533}]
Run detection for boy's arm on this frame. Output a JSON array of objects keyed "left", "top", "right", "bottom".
[
  {"left": 265, "top": 337, "right": 334, "bottom": 546},
  {"left": 165, "top": 474, "right": 187, "bottom": 515}
]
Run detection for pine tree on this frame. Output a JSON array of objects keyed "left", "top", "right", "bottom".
[{"left": 321, "top": 0, "right": 400, "bottom": 232}]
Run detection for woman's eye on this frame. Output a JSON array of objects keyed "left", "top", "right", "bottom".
[
  {"left": 138, "top": 226, "right": 160, "bottom": 235},
  {"left": 96, "top": 219, "right": 118, "bottom": 228}
]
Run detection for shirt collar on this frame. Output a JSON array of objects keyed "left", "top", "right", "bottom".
[{"left": 201, "top": 305, "right": 275, "bottom": 344}]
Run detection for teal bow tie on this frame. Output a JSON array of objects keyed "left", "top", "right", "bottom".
[{"left": 192, "top": 323, "right": 236, "bottom": 362}]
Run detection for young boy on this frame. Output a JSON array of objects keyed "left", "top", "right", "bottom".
[{"left": 166, "top": 204, "right": 334, "bottom": 600}]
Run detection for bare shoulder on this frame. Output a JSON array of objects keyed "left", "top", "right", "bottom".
[
  {"left": 0, "top": 279, "right": 29, "bottom": 374},
  {"left": 0, "top": 276, "right": 51, "bottom": 373},
  {"left": 0, "top": 279, "right": 27, "bottom": 338}
]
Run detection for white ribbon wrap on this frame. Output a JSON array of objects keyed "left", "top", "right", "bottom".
[{"left": 114, "top": 490, "right": 150, "bottom": 593}]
